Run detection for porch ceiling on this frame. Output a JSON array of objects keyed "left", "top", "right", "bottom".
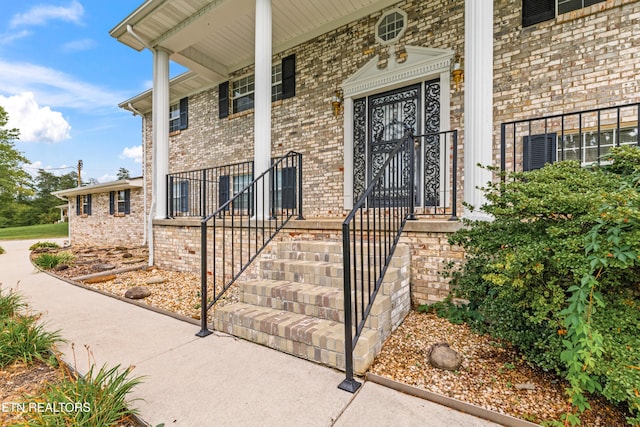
[{"left": 112, "top": 0, "right": 400, "bottom": 112}]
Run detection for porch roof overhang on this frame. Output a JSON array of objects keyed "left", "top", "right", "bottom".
[
  {"left": 52, "top": 177, "right": 144, "bottom": 200},
  {"left": 111, "top": 0, "right": 401, "bottom": 114}
]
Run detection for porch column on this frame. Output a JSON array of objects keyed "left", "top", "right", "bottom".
[
  {"left": 254, "top": 0, "right": 272, "bottom": 219},
  {"left": 152, "top": 47, "right": 170, "bottom": 219},
  {"left": 463, "top": 0, "right": 493, "bottom": 220}
]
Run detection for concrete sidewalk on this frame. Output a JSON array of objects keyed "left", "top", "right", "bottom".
[{"left": 0, "top": 239, "right": 500, "bottom": 427}]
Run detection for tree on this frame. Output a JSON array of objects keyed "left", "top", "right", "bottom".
[
  {"left": 117, "top": 167, "right": 130, "bottom": 180},
  {"left": 33, "top": 169, "right": 78, "bottom": 223},
  {"left": 0, "top": 106, "right": 32, "bottom": 207}
]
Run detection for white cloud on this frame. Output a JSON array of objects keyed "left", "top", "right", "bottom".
[
  {"left": 10, "top": 1, "right": 84, "bottom": 28},
  {"left": 0, "top": 30, "right": 31, "bottom": 46},
  {"left": 61, "top": 38, "right": 97, "bottom": 53},
  {"left": 0, "top": 59, "right": 123, "bottom": 109},
  {"left": 120, "top": 145, "right": 143, "bottom": 164},
  {"left": 0, "top": 92, "right": 71, "bottom": 143},
  {"left": 98, "top": 173, "right": 117, "bottom": 183}
]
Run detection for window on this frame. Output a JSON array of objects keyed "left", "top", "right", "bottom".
[
  {"left": 76, "top": 194, "right": 92, "bottom": 216},
  {"left": 375, "top": 9, "right": 407, "bottom": 45},
  {"left": 272, "top": 167, "right": 297, "bottom": 210},
  {"left": 231, "top": 66, "right": 282, "bottom": 114},
  {"left": 233, "top": 174, "right": 253, "bottom": 214},
  {"left": 170, "top": 180, "right": 189, "bottom": 214},
  {"left": 522, "top": 0, "right": 606, "bottom": 26},
  {"left": 558, "top": 126, "right": 638, "bottom": 165},
  {"left": 169, "top": 97, "right": 188, "bottom": 132},
  {"left": 557, "top": 0, "right": 606, "bottom": 15},
  {"left": 109, "top": 190, "right": 131, "bottom": 215},
  {"left": 219, "top": 54, "right": 296, "bottom": 118}
]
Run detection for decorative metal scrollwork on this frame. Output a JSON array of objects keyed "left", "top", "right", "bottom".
[{"left": 424, "top": 79, "right": 440, "bottom": 206}]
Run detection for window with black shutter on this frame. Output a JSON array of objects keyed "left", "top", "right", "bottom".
[
  {"left": 523, "top": 133, "right": 557, "bottom": 171},
  {"left": 219, "top": 175, "right": 230, "bottom": 211},
  {"left": 282, "top": 54, "right": 296, "bottom": 99},
  {"left": 110, "top": 190, "right": 131, "bottom": 215},
  {"left": 281, "top": 167, "right": 297, "bottom": 210},
  {"left": 522, "top": 0, "right": 555, "bottom": 27},
  {"left": 76, "top": 195, "right": 91, "bottom": 215},
  {"left": 169, "top": 97, "right": 188, "bottom": 132},
  {"left": 219, "top": 81, "right": 229, "bottom": 119}
]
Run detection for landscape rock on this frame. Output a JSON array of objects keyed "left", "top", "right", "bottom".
[
  {"left": 54, "top": 264, "right": 69, "bottom": 271},
  {"left": 92, "top": 263, "right": 116, "bottom": 272},
  {"left": 122, "top": 253, "right": 133, "bottom": 258},
  {"left": 83, "top": 274, "right": 117, "bottom": 284},
  {"left": 124, "top": 286, "right": 151, "bottom": 299},
  {"left": 515, "top": 383, "right": 536, "bottom": 391},
  {"left": 146, "top": 276, "right": 166, "bottom": 285},
  {"left": 426, "top": 342, "right": 462, "bottom": 371}
]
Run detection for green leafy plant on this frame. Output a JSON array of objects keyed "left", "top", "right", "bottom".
[
  {"left": 29, "top": 241, "right": 60, "bottom": 251},
  {"left": 0, "top": 245, "right": 5, "bottom": 254},
  {"left": 33, "top": 251, "right": 75, "bottom": 269},
  {"left": 0, "top": 314, "right": 62, "bottom": 367},
  {"left": 444, "top": 146, "right": 640, "bottom": 425},
  {"left": 23, "top": 364, "right": 143, "bottom": 426},
  {"left": 0, "top": 286, "right": 25, "bottom": 319}
]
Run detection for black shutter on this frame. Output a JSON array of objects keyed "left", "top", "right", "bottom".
[
  {"left": 86, "top": 194, "right": 92, "bottom": 215},
  {"left": 282, "top": 167, "right": 297, "bottom": 210},
  {"left": 180, "top": 181, "right": 189, "bottom": 212},
  {"left": 124, "top": 189, "right": 131, "bottom": 214},
  {"left": 282, "top": 54, "right": 296, "bottom": 99},
  {"left": 522, "top": 0, "right": 555, "bottom": 27},
  {"left": 523, "top": 133, "right": 557, "bottom": 171},
  {"left": 109, "top": 192, "right": 115, "bottom": 215},
  {"left": 219, "top": 82, "right": 229, "bottom": 119},
  {"left": 76, "top": 195, "right": 81, "bottom": 215},
  {"left": 219, "top": 175, "right": 230, "bottom": 211},
  {"left": 178, "top": 97, "right": 188, "bottom": 130}
]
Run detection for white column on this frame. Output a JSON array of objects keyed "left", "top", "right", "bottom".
[
  {"left": 254, "top": 0, "right": 272, "bottom": 219},
  {"left": 152, "top": 48, "right": 170, "bottom": 220},
  {"left": 463, "top": 0, "right": 493, "bottom": 220}
]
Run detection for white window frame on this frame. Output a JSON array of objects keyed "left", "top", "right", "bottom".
[
  {"left": 169, "top": 102, "right": 181, "bottom": 132},
  {"left": 375, "top": 8, "right": 408, "bottom": 45},
  {"left": 232, "top": 65, "right": 283, "bottom": 114},
  {"left": 557, "top": 0, "right": 605, "bottom": 15},
  {"left": 116, "top": 190, "right": 127, "bottom": 214},
  {"left": 558, "top": 125, "right": 638, "bottom": 165}
]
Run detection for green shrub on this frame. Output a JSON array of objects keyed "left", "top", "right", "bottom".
[
  {"left": 33, "top": 251, "right": 75, "bottom": 269},
  {"left": 0, "top": 245, "right": 4, "bottom": 254},
  {"left": 29, "top": 241, "right": 60, "bottom": 251},
  {"left": 23, "top": 364, "right": 143, "bottom": 426},
  {"left": 445, "top": 146, "right": 640, "bottom": 424},
  {"left": 0, "top": 286, "right": 26, "bottom": 319}
]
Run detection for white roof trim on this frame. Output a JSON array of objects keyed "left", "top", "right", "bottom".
[{"left": 53, "top": 177, "right": 143, "bottom": 199}]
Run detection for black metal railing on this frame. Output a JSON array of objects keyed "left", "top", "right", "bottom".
[
  {"left": 501, "top": 103, "right": 640, "bottom": 174},
  {"left": 339, "top": 130, "right": 415, "bottom": 392},
  {"left": 196, "top": 151, "right": 303, "bottom": 337},
  {"left": 167, "top": 160, "right": 254, "bottom": 218},
  {"left": 414, "top": 130, "right": 459, "bottom": 220}
]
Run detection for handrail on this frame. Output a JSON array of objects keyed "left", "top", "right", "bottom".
[
  {"left": 500, "top": 102, "right": 640, "bottom": 174},
  {"left": 339, "top": 130, "right": 414, "bottom": 392},
  {"left": 196, "top": 151, "right": 303, "bottom": 337},
  {"left": 167, "top": 160, "right": 254, "bottom": 218}
]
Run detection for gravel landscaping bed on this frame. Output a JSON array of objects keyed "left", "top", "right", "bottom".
[{"left": 35, "top": 245, "right": 631, "bottom": 426}]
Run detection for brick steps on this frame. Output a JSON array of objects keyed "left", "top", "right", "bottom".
[
  {"left": 213, "top": 302, "right": 379, "bottom": 373},
  {"left": 211, "top": 240, "right": 411, "bottom": 374}
]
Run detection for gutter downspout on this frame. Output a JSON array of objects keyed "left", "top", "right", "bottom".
[
  {"left": 127, "top": 103, "right": 149, "bottom": 249},
  {"left": 127, "top": 24, "right": 152, "bottom": 50}
]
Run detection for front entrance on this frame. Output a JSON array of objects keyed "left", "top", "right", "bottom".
[{"left": 353, "top": 79, "right": 441, "bottom": 206}]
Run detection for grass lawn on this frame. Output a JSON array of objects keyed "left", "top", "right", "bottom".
[{"left": 0, "top": 223, "right": 69, "bottom": 241}]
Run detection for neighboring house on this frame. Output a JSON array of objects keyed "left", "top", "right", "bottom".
[
  {"left": 53, "top": 178, "right": 146, "bottom": 247},
  {"left": 109, "top": 0, "right": 640, "bottom": 379}
]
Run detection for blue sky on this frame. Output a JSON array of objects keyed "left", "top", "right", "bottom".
[{"left": 0, "top": 1, "right": 183, "bottom": 183}]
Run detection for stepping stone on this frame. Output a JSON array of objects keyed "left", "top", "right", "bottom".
[
  {"left": 92, "top": 263, "right": 116, "bottom": 271},
  {"left": 125, "top": 286, "right": 151, "bottom": 299},
  {"left": 146, "top": 276, "right": 165, "bottom": 285}
]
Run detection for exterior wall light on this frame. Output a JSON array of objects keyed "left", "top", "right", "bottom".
[
  {"left": 332, "top": 89, "right": 344, "bottom": 117},
  {"left": 452, "top": 54, "right": 464, "bottom": 91}
]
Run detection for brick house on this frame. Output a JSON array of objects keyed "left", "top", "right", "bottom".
[
  {"left": 110, "top": 0, "right": 639, "bottom": 384},
  {"left": 53, "top": 177, "right": 146, "bottom": 247}
]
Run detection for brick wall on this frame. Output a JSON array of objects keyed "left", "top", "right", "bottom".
[{"left": 69, "top": 189, "right": 145, "bottom": 247}]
